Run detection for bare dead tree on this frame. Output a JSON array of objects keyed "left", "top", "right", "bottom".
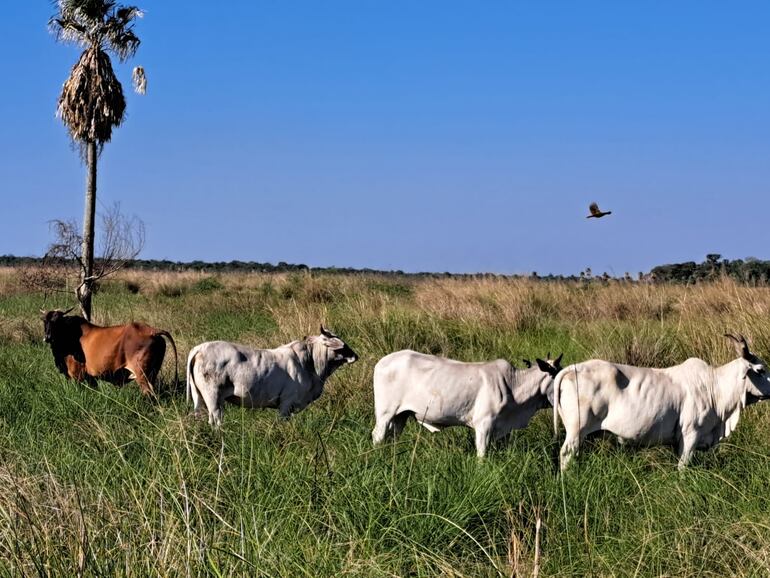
[
  {"left": 23, "top": 203, "right": 144, "bottom": 318},
  {"left": 93, "top": 204, "right": 145, "bottom": 283}
]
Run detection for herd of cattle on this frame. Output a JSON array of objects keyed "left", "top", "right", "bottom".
[{"left": 40, "top": 308, "right": 770, "bottom": 470}]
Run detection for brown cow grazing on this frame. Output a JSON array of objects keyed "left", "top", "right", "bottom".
[{"left": 41, "top": 308, "right": 178, "bottom": 396}]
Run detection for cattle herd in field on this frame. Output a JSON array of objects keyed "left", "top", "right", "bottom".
[{"left": 40, "top": 309, "right": 770, "bottom": 471}]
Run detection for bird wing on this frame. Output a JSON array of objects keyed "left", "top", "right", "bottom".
[{"left": 589, "top": 202, "right": 601, "bottom": 216}]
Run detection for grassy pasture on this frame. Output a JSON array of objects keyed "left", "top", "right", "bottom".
[{"left": 1, "top": 268, "right": 770, "bottom": 576}]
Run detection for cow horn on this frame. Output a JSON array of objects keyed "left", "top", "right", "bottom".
[
  {"left": 725, "top": 333, "right": 751, "bottom": 359},
  {"left": 62, "top": 306, "right": 75, "bottom": 315},
  {"left": 738, "top": 333, "right": 751, "bottom": 359},
  {"left": 522, "top": 359, "right": 532, "bottom": 368}
]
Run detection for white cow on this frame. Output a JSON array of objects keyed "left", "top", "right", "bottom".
[
  {"left": 187, "top": 326, "right": 358, "bottom": 427},
  {"left": 372, "top": 350, "right": 562, "bottom": 457},
  {"left": 553, "top": 334, "right": 770, "bottom": 471}
]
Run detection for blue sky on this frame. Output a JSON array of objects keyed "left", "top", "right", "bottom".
[{"left": 2, "top": 2, "right": 770, "bottom": 275}]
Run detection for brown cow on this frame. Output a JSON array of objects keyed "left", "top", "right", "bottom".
[{"left": 41, "top": 308, "right": 178, "bottom": 396}]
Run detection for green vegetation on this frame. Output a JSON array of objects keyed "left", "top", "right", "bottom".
[
  {"left": 1, "top": 269, "right": 770, "bottom": 576},
  {"left": 7, "top": 253, "right": 770, "bottom": 285}
]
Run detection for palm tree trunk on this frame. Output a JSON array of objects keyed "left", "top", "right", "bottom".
[{"left": 79, "top": 139, "right": 97, "bottom": 321}]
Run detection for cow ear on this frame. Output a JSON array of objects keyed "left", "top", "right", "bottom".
[
  {"left": 536, "top": 358, "right": 551, "bottom": 373},
  {"left": 554, "top": 353, "right": 564, "bottom": 368},
  {"left": 320, "top": 325, "right": 334, "bottom": 337},
  {"left": 522, "top": 358, "right": 532, "bottom": 368}
]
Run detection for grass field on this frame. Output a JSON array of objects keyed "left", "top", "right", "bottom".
[{"left": 1, "top": 268, "right": 770, "bottom": 576}]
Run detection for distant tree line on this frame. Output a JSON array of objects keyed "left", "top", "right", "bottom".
[
  {"left": 0, "top": 255, "right": 408, "bottom": 277},
  {"left": 0, "top": 254, "right": 561, "bottom": 279},
  {"left": 3, "top": 253, "right": 770, "bottom": 284},
  {"left": 650, "top": 254, "right": 770, "bottom": 284}
]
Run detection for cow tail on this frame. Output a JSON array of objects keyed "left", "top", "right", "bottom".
[
  {"left": 155, "top": 330, "right": 179, "bottom": 391},
  {"left": 553, "top": 369, "right": 564, "bottom": 439},
  {"left": 186, "top": 348, "right": 196, "bottom": 405}
]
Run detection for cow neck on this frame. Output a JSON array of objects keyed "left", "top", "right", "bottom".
[
  {"left": 50, "top": 316, "right": 89, "bottom": 369},
  {"left": 76, "top": 316, "right": 96, "bottom": 336},
  {"left": 509, "top": 366, "right": 546, "bottom": 406},
  {"left": 59, "top": 316, "right": 88, "bottom": 348},
  {"left": 313, "top": 339, "right": 338, "bottom": 383},
  {"left": 50, "top": 344, "right": 71, "bottom": 375},
  {"left": 710, "top": 358, "right": 747, "bottom": 420},
  {"left": 301, "top": 338, "right": 327, "bottom": 386}
]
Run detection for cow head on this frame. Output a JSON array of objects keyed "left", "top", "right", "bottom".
[
  {"left": 317, "top": 324, "right": 358, "bottom": 366},
  {"left": 535, "top": 352, "right": 564, "bottom": 378},
  {"left": 40, "top": 307, "right": 75, "bottom": 344},
  {"left": 535, "top": 352, "right": 564, "bottom": 406},
  {"left": 725, "top": 334, "right": 770, "bottom": 402}
]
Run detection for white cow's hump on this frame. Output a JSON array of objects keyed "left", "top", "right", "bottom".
[
  {"left": 380, "top": 350, "right": 509, "bottom": 371},
  {"left": 573, "top": 357, "right": 709, "bottom": 376},
  {"left": 671, "top": 357, "right": 711, "bottom": 372},
  {"left": 197, "top": 340, "right": 300, "bottom": 361},
  {"left": 199, "top": 340, "right": 254, "bottom": 356}
]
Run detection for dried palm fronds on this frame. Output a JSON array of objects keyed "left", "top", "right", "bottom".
[{"left": 56, "top": 46, "right": 126, "bottom": 153}]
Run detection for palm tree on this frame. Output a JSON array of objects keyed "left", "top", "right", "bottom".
[{"left": 50, "top": 0, "right": 145, "bottom": 320}]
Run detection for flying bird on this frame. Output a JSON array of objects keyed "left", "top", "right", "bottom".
[{"left": 587, "top": 202, "right": 612, "bottom": 219}]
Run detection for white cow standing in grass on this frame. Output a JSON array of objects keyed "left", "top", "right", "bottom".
[
  {"left": 372, "top": 350, "right": 562, "bottom": 457},
  {"left": 187, "top": 326, "right": 358, "bottom": 427},
  {"left": 553, "top": 334, "right": 770, "bottom": 471}
]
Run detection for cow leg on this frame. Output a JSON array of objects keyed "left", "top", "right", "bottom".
[
  {"left": 66, "top": 358, "right": 97, "bottom": 388},
  {"left": 145, "top": 363, "right": 162, "bottom": 393},
  {"left": 372, "top": 417, "right": 391, "bottom": 445},
  {"left": 78, "top": 373, "right": 98, "bottom": 389},
  {"left": 372, "top": 411, "right": 410, "bottom": 444},
  {"left": 559, "top": 434, "right": 580, "bottom": 472},
  {"left": 189, "top": 382, "right": 205, "bottom": 418},
  {"left": 474, "top": 419, "right": 493, "bottom": 458},
  {"left": 130, "top": 366, "right": 156, "bottom": 397},
  {"left": 677, "top": 431, "right": 697, "bottom": 471},
  {"left": 208, "top": 406, "right": 223, "bottom": 428},
  {"left": 201, "top": 387, "right": 223, "bottom": 428},
  {"left": 391, "top": 412, "right": 410, "bottom": 437},
  {"left": 279, "top": 399, "right": 296, "bottom": 419}
]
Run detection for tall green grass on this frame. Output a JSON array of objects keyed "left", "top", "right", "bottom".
[{"left": 1, "top": 269, "right": 770, "bottom": 576}]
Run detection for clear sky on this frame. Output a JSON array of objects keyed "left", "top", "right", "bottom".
[{"left": 2, "top": 2, "right": 770, "bottom": 275}]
